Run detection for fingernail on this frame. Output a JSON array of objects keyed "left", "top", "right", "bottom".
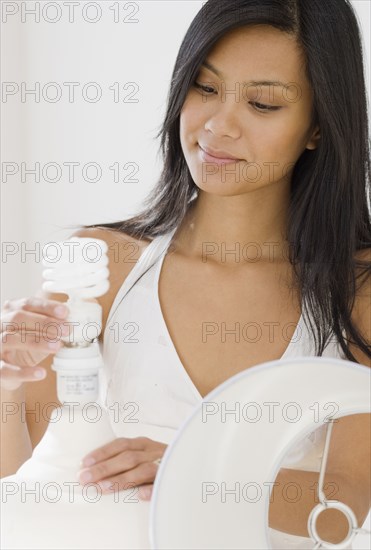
[
  {"left": 83, "top": 457, "right": 96, "bottom": 467},
  {"left": 140, "top": 487, "right": 152, "bottom": 500},
  {"left": 79, "top": 470, "right": 93, "bottom": 483},
  {"left": 48, "top": 341, "right": 60, "bottom": 350},
  {"left": 55, "top": 306, "right": 68, "bottom": 318},
  {"left": 61, "top": 324, "right": 70, "bottom": 335},
  {"left": 33, "top": 369, "right": 45, "bottom": 379},
  {"left": 99, "top": 480, "right": 113, "bottom": 491}
]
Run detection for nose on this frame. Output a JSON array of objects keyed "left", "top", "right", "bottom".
[{"left": 204, "top": 91, "right": 242, "bottom": 139}]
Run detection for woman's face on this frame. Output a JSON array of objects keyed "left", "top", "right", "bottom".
[{"left": 180, "top": 25, "right": 320, "bottom": 196}]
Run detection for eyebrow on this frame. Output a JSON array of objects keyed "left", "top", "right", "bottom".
[{"left": 201, "top": 60, "right": 290, "bottom": 89}]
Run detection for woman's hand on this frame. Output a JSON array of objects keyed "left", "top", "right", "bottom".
[
  {"left": 78, "top": 437, "right": 167, "bottom": 501},
  {"left": 0, "top": 297, "right": 69, "bottom": 391}
]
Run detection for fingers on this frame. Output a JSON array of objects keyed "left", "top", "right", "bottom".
[
  {"left": 0, "top": 361, "right": 46, "bottom": 392},
  {"left": 0, "top": 296, "right": 70, "bottom": 388},
  {"left": 0, "top": 299, "right": 71, "bottom": 371},
  {"left": 4, "top": 297, "right": 69, "bottom": 320},
  {"left": 78, "top": 437, "right": 167, "bottom": 495},
  {"left": 1, "top": 310, "right": 70, "bottom": 335},
  {"left": 80, "top": 437, "right": 150, "bottom": 468},
  {"left": 79, "top": 459, "right": 158, "bottom": 494},
  {"left": 80, "top": 448, "right": 159, "bottom": 480},
  {"left": 1, "top": 307, "right": 70, "bottom": 337},
  {"left": 1, "top": 330, "right": 64, "bottom": 355}
]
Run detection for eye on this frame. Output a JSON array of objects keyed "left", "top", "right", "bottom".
[
  {"left": 249, "top": 101, "right": 281, "bottom": 113},
  {"left": 194, "top": 82, "right": 216, "bottom": 94},
  {"left": 193, "top": 81, "right": 281, "bottom": 113}
]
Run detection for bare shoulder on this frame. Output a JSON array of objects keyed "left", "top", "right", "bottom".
[
  {"left": 71, "top": 226, "right": 152, "bottom": 260},
  {"left": 71, "top": 227, "right": 153, "bottom": 336},
  {"left": 349, "top": 247, "right": 371, "bottom": 366}
]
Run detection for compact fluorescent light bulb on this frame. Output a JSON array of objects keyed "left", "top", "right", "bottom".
[{"left": 42, "top": 237, "right": 109, "bottom": 347}]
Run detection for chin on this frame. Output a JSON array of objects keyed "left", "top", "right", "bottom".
[{"left": 190, "top": 175, "right": 247, "bottom": 197}]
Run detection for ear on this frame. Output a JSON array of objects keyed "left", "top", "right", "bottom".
[{"left": 306, "top": 125, "right": 321, "bottom": 150}]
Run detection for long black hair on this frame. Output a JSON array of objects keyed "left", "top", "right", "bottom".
[{"left": 81, "top": 0, "right": 371, "bottom": 363}]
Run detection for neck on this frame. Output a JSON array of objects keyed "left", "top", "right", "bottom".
[{"left": 174, "top": 184, "right": 292, "bottom": 267}]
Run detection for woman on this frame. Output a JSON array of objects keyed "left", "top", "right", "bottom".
[{"left": 1, "top": 0, "right": 370, "bottom": 547}]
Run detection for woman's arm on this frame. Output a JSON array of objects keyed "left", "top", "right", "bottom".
[
  {"left": 269, "top": 414, "right": 370, "bottom": 542},
  {"left": 0, "top": 384, "right": 33, "bottom": 478}
]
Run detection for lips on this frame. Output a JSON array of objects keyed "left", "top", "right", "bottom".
[{"left": 199, "top": 143, "right": 242, "bottom": 161}]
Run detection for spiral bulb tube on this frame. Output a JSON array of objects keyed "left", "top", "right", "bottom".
[
  {"left": 42, "top": 237, "right": 109, "bottom": 299},
  {"left": 41, "top": 237, "right": 110, "bottom": 347}
]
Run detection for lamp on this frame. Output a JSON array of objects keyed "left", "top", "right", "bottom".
[{"left": 150, "top": 357, "right": 371, "bottom": 549}]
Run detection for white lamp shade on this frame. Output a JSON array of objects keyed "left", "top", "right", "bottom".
[{"left": 149, "top": 357, "right": 371, "bottom": 549}]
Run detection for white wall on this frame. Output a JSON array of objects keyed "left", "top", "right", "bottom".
[
  {"left": 1, "top": 1, "right": 205, "bottom": 300},
  {"left": 1, "top": 0, "right": 370, "bottom": 302}
]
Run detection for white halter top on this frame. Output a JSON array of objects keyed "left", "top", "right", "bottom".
[{"left": 100, "top": 226, "right": 350, "bottom": 549}]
